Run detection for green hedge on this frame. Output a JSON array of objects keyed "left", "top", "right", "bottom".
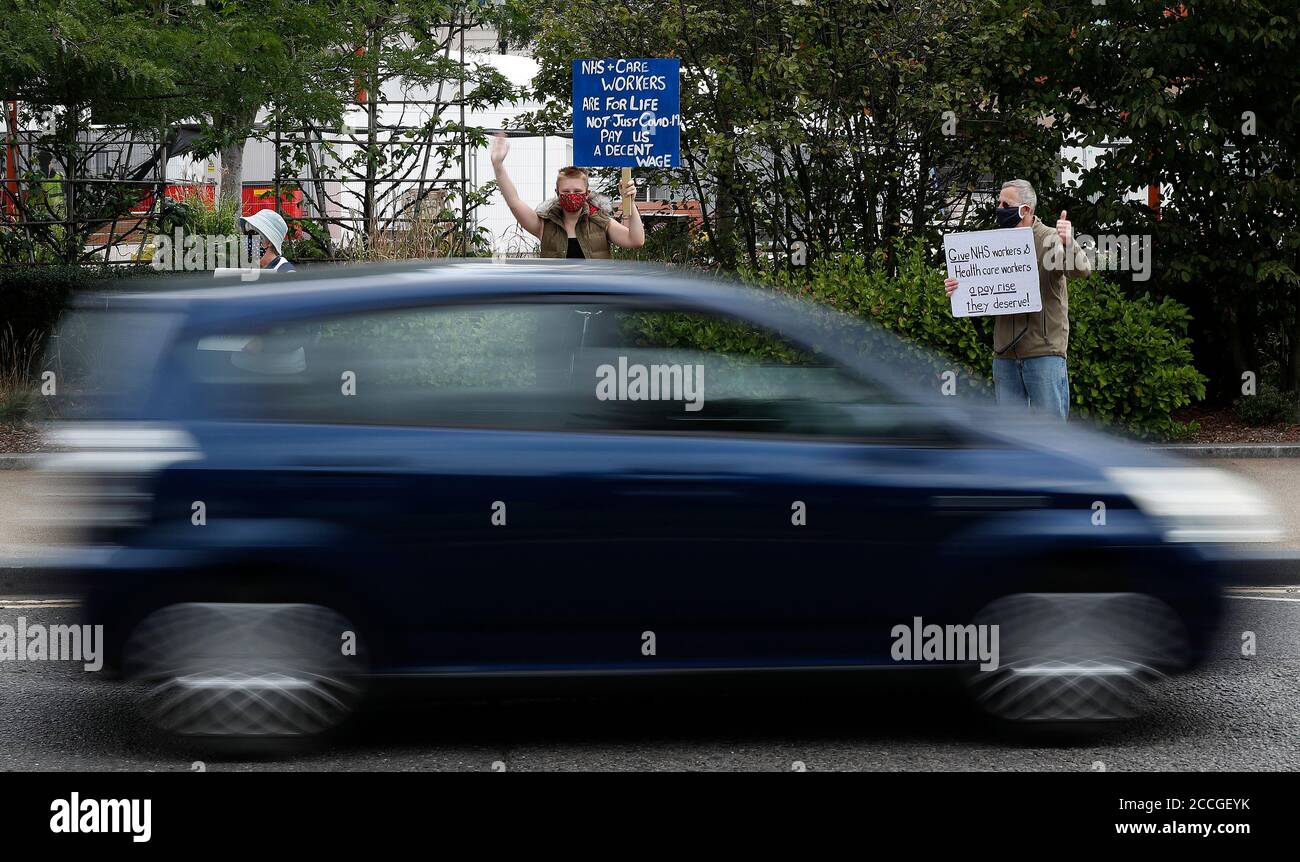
[
  {"left": 762, "top": 243, "right": 1206, "bottom": 439},
  {"left": 1, "top": 265, "right": 163, "bottom": 344},
  {"left": 1, "top": 266, "right": 99, "bottom": 344}
]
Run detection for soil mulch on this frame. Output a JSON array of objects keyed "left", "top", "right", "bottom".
[
  {"left": 0, "top": 424, "right": 43, "bottom": 454},
  {"left": 1173, "top": 404, "right": 1300, "bottom": 445}
]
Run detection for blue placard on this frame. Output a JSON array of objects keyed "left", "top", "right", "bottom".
[{"left": 572, "top": 58, "right": 681, "bottom": 168}]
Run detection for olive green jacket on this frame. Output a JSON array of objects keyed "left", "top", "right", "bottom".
[
  {"left": 535, "top": 197, "right": 612, "bottom": 259},
  {"left": 992, "top": 216, "right": 1092, "bottom": 359}
]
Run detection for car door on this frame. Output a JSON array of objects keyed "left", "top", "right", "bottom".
[
  {"left": 558, "top": 303, "right": 988, "bottom": 667},
  {"left": 179, "top": 298, "right": 980, "bottom": 673}
]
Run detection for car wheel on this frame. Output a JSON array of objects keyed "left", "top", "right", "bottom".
[
  {"left": 123, "top": 602, "right": 366, "bottom": 740},
  {"left": 963, "top": 592, "right": 1191, "bottom": 724}
]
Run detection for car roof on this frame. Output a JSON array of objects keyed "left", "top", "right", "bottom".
[{"left": 79, "top": 259, "right": 746, "bottom": 315}]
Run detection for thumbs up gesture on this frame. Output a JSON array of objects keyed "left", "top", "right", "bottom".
[{"left": 1056, "top": 210, "right": 1073, "bottom": 247}]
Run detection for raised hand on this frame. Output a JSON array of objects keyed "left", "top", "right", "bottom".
[
  {"left": 490, "top": 132, "right": 509, "bottom": 167},
  {"left": 1056, "top": 210, "right": 1073, "bottom": 247}
]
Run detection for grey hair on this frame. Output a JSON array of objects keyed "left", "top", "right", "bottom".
[{"left": 1001, "top": 179, "right": 1037, "bottom": 211}]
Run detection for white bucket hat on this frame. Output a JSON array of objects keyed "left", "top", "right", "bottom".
[{"left": 239, "top": 209, "right": 289, "bottom": 256}]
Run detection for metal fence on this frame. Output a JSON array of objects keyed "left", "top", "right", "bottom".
[{"left": 1, "top": 18, "right": 487, "bottom": 266}]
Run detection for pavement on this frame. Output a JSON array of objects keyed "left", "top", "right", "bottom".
[
  {"left": 0, "top": 469, "right": 64, "bottom": 583},
  {"left": 1214, "top": 458, "right": 1300, "bottom": 549}
]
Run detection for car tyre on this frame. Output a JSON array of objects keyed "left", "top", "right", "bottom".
[
  {"left": 963, "top": 592, "right": 1191, "bottom": 726},
  {"left": 122, "top": 601, "right": 367, "bottom": 743}
]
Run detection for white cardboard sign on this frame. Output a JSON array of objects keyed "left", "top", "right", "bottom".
[{"left": 944, "top": 227, "right": 1040, "bottom": 318}]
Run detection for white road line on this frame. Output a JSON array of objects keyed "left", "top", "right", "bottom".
[
  {"left": 0, "top": 598, "right": 80, "bottom": 608},
  {"left": 10, "top": 598, "right": 1300, "bottom": 611}
]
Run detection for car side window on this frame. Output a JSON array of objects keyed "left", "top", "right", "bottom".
[
  {"left": 568, "top": 308, "right": 947, "bottom": 442},
  {"left": 179, "top": 301, "right": 949, "bottom": 441},
  {"left": 183, "top": 304, "right": 597, "bottom": 429}
]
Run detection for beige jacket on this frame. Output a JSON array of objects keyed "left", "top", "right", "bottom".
[
  {"left": 992, "top": 216, "right": 1092, "bottom": 358},
  {"left": 535, "top": 194, "right": 613, "bottom": 259}
]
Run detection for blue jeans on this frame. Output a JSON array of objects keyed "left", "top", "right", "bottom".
[{"left": 993, "top": 356, "right": 1070, "bottom": 420}]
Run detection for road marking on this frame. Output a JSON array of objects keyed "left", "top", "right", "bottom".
[
  {"left": 0, "top": 598, "right": 80, "bottom": 609},
  {"left": 2, "top": 591, "right": 1297, "bottom": 610}
]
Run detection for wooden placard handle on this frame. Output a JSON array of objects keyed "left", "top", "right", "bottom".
[{"left": 621, "top": 167, "right": 634, "bottom": 218}]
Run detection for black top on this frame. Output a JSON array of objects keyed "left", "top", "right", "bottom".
[{"left": 566, "top": 236, "right": 584, "bottom": 259}]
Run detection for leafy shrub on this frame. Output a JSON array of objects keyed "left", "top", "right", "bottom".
[
  {"left": 1, "top": 265, "right": 161, "bottom": 346},
  {"left": 1234, "top": 385, "right": 1298, "bottom": 427},
  {"left": 1068, "top": 277, "right": 1207, "bottom": 440},
  {"left": 0, "top": 265, "right": 98, "bottom": 345},
  {"left": 0, "top": 323, "right": 44, "bottom": 426},
  {"left": 761, "top": 245, "right": 995, "bottom": 399},
  {"left": 0, "top": 388, "right": 36, "bottom": 425},
  {"left": 184, "top": 191, "right": 242, "bottom": 238},
  {"left": 758, "top": 242, "right": 1206, "bottom": 439}
]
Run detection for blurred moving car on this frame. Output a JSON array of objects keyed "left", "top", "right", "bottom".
[{"left": 34, "top": 260, "right": 1280, "bottom": 743}]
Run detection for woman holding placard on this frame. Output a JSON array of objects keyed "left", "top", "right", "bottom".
[{"left": 490, "top": 132, "right": 645, "bottom": 258}]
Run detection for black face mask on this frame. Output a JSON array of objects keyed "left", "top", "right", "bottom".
[
  {"left": 995, "top": 205, "right": 1024, "bottom": 229},
  {"left": 246, "top": 232, "right": 266, "bottom": 260}
]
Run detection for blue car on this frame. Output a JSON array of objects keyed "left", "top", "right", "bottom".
[{"left": 35, "top": 259, "right": 1277, "bottom": 743}]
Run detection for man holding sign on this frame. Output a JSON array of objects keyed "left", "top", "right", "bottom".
[{"left": 943, "top": 179, "right": 1091, "bottom": 419}]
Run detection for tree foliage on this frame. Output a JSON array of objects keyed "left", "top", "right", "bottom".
[
  {"left": 1, "top": 0, "right": 518, "bottom": 261},
  {"left": 503, "top": 0, "right": 1065, "bottom": 272},
  {"left": 1017, "top": 0, "right": 1300, "bottom": 398}
]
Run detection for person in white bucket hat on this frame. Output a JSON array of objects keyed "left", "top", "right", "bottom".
[{"left": 239, "top": 209, "right": 296, "bottom": 272}]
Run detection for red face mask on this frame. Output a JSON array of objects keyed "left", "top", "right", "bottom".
[{"left": 558, "top": 192, "right": 587, "bottom": 213}]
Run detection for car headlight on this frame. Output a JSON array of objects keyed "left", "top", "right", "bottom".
[
  {"left": 34, "top": 422, "right": 202, "bottom": 539},
  {"left": 1105, "top": 467, "right": 1283, "bottom": 544}
]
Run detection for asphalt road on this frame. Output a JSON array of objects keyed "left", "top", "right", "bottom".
[{"left": 0, "top": 589, "right": 1298, "bottom": 771}]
